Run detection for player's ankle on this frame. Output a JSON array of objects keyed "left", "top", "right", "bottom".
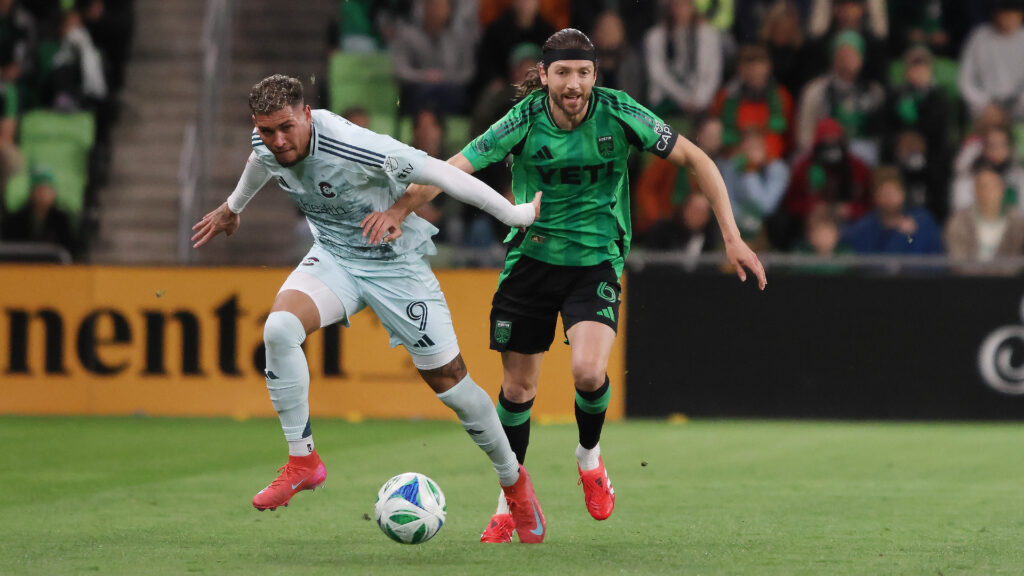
[{"left": 576, "top": 442, "right": 601, "bottom": 471}]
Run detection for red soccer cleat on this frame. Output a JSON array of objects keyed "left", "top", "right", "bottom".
[
  {"left": 479, "top": 512, "right": 515, "bottom": 543},
  {"left": 252, "top": 451, "right": 327, "bottom": 511},
  {"left": 501, "top": 464, "right": 546, "bottom": 543},
  {"left": 578, "top": 456, "right": 615, "bottom": 520}
]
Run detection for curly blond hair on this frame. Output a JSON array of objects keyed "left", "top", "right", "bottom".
[{"left": 248, "top": 75, "right": 304, "bottom": 115}]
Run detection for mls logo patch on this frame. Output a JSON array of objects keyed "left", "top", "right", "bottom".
[
  {"left": 318, "top": 181, "right": 336, "bottom": 198},
  {"left": 475, "top": 132, "right": 496, "bottom": 154},
  {"left": 494, "top": 320, "right": 512, "bottom": 344},
  {"left": 597, "top": 135, "right": 614, "bottom": 157}
]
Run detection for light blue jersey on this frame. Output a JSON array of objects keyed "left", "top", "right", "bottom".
[{"left": 251, "top": 109, "right": 436, "bottom": 265}]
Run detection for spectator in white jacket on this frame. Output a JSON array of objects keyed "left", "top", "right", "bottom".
[
  {"left": 643, "top": 0, "right": 722, "bottom": 119},
  {"left": 951, "top": 125, "right": 1024, "bottom": 212},
  {"left": 958, "top": 0, "right": 1024, "bottom": 121}
]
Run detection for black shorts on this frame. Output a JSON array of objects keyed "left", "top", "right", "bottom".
[{"left": 489, "top": 255, "right": 621, "bottom": 354}]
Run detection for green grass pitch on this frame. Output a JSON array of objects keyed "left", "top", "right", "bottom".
[{"left": 2, "top": 416, "right": 1023, "bottom": 575}]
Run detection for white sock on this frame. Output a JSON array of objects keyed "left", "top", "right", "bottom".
[
  {"left": 288, "top": 436, "right": 315, "bottom": 457},
  {"left": 437, "top": 374, "right": 520, "bottom": 486},
  {"left": 576, "top": 442, "right": 601, "bottom": 471},
  {"left": 496, "top": 490, "right": 510, "bottom": 515},
  {"left": 263, "top": 311, "right": 311, "bottom": 442}
]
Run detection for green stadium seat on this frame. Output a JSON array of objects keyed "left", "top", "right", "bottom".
[
  {"left": 4, "top": 141, "right": 90, "bottom": 221},
  {"left": 887, "top": 56, "right": 963, "bottom": 144},
  {"left": 888, "top": 56, "right": 960, "bottom": 102},
  {"left": 1014, "top": 124, "right": 1024, "bottom": 163},
  {"left": 4, "top": 111, "right": 96, "bottom": 220},
  {"left": 5, "top": 111, "right": 95, "bottom": 223},
  {"left": 369, "top": 114, "right": 404, "bottom": 142},
  {"left": 396, "top": 115, "right": 413, "bottom": 144},
  {"left": 444, "top": 115, "right": 471, "bottom": 155},
  {"left": 20, "top": 110, "right": 96, "bottom": 150},
  {"left": 329, "top": 51, "right": 400, "bottom": 134}
]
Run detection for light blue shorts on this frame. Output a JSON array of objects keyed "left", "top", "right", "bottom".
[{"left": 279, "top": 245, "right": 459, "bottom": 370}]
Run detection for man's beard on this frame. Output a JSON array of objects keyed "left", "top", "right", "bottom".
[{"left": 551, "top": 90, "right": 588, "bottom": 117}]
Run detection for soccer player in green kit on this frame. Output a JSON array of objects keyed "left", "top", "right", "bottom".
[{"left": 362, "top": 28, "right": 766, "bottom": 542}]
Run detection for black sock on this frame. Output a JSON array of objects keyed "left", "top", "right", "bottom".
[
  {"left": 498, "top": 388, "right": 534, "bottom": 464},
  {"left": 575, "top": 376, "right": 610, "bottom": 450}
]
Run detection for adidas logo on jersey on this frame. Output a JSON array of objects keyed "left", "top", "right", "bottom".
[
  {"left": 412, "top": 334, "right": 436, "bottom": 348},
  {"left": 531, "top": 146, "right": 554, "bottom": 160},
  {"left": 596, "top": 307, "right": 615, "bottom": 322}
]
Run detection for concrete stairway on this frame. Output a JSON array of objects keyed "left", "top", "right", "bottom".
[
  {"left": 92, "top": 0, "right": 337, "bottom": 266},
  {"left": 189, "top": 0, "right": 337, "bottom": 267},
  {"left": 89, "top": 0, "right": 203, "bottom": 264}
]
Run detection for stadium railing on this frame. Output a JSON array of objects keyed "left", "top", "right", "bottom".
[
  {"left": 625, "top": 250, "right": 1024, "bottom": 277},
  {"left": 427, "top": 246, "right": 1024, "bottom": 277},
  {"left": 177, "top": 0, "right": 235, "bottom": 263},
  {"left": 0, "top": 242, "right": 73, "bottom": 264}
]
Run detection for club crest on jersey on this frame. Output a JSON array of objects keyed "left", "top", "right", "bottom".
[
  {"left": 597, "top": 135, "right": 614, "bottom": 157},
  {"left": 494, "top": 320, "right": 512, "bottom": 344},
  {"left": 318, "top": 181, "right": 336, "bottom": 198}
]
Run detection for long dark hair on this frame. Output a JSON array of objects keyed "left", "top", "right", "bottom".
[{"left": 514, "top": 28, "right": 596, "bottom": 99}]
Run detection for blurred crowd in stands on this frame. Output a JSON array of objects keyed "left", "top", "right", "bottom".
[
  {"left": 327, "top": 0, "right": 1024, "bottom": 268},
  {"left": 0, "top": 0, "right": 131, "bottom": 260}
]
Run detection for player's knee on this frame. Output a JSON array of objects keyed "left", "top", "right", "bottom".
[
  {"left": 571, "top": 361, "right": 605, "bottom": 392},
  {"left": 263, "top": 311, "right": 306, "bottom": 351},
  {"left": 501, "top": 376, "right": 536, "bottom": 401}
]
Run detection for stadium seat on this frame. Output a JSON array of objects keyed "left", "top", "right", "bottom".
[
  {"left": 4, "top": 140, "right": 90, "bottom": 222},
  {"left": 444, "top": 115, "right": 472, "bottom": 155},
  {"left": 4, "top": 111, "right": 95, "bottom": 221},
  {"left": 390, "top": 114, "right": 414, "bottom": 145},
  {"left": 20, "top": 110, "right": 96, "bottom": 150},
  {"left": 1014, "top": 124, "right": 1024, "bottom": 162},
  {"left": 887, "top": 57, "right": 962, "bottom": 143},
  {"left": 329, "top": 51, "right": 400, "bottom": 133}
]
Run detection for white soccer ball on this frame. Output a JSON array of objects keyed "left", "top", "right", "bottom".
[{"left": 374, "top": 472, "right": 446, "bottom": 544}]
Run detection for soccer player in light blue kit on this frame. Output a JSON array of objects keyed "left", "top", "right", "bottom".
[{"left": 191, "top": 75, "right": 547, "bottom": 541}]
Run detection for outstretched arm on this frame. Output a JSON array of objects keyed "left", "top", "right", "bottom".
[
  {"left": 362, "top": 153, "right": 540, "bottom": 245},
  {"left": 667, "top": 136, "right": 767, "bottom": 290},
  {"left": 191, "top": 152, "right": 271, "bottom": 248}
]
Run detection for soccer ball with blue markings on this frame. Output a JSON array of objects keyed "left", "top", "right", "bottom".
[{"left": 374, "top": 472, "right": 446, "bottom": 544}]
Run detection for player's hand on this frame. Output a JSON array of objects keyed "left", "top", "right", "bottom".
[
  {"left": 725, "top": 237, "right": 767, "bottom": 290},
  {"left": 191, "top": 202, "right": 240, "bottom": 248},
  {"left": 528, "top": 191, "right": 542, "bottom": 224},
  {"left": 361, "top": 208, "right": 404, "bottom": 245}
]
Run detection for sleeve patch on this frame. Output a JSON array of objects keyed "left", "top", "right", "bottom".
[
  {"left": 384, "top": 156, "right": 416, "bottom": 180},
  {"left": 650, "top": 122, "right": 678, "bottom": 159},
  {"left": 474, "top": 131, "right": 497, "bottom": 154}
]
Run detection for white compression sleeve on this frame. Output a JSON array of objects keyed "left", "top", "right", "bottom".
[
  {"left": 226, "top": 152, "right": 272, "bottom": 214},
  {"left": 414, "top": 156, "right": 536, "bottom": 227}
]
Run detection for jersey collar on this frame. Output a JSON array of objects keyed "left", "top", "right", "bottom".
[{"left": 309, "top": 122, "right": 319, "bottom": 157}]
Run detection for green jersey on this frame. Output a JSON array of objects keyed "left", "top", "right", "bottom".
[{"left": 462, "top": 87, "right": 678, "bottom": 274}]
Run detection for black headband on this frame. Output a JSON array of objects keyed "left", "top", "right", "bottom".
[{"left": 542, "top": 48, "right": 597, "bottom": 67}]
